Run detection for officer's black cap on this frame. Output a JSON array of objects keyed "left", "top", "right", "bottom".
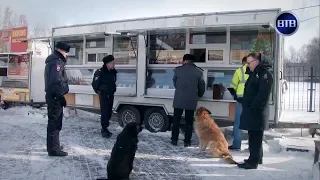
[
  {"left": 183, "top": 54, "right": 195, "bottom": 61},
  {"left": 55, "top": 41, "right": 70, "bottom": 53},
  {"left": 103, "top": 55, "right": 115, "bottom": 64}
]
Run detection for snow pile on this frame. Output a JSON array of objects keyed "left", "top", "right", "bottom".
[{"left": 0, "top": 106, "right": 317, "bottom": 180}]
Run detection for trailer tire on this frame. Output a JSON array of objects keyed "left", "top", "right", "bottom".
[
  {"left": 144, "top": 107, "right": 169, "bottom": 133},
  {"left": 117, "top": 105, "right": 141, "bottom": 127}
]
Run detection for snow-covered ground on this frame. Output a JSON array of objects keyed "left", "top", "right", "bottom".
[{"left": 0, "top": 106, "right": 318, "bottom": 180}]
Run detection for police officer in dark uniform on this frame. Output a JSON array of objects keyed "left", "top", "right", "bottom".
[
  {"left": 44, "top": 41, "right": 70, "bottom": 156},
  {"left": 238, "top": 52, "right": 273, "bottom": 169},
  {"left": 170, "top": 54, "right": 205, "bottom": 147},
  {"left": 92, "top": 55, "right": 117, "bottom": 138}
]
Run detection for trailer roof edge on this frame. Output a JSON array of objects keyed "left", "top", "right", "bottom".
[{"left": 52, "top": 8, "right": 281, "bottom": 30}]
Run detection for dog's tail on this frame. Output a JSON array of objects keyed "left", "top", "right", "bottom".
[{"left": 222, "top": 153, "right": 238, "bottom": 164}]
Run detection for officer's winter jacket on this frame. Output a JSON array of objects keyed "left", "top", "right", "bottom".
[
  {"left": 240, "top": 56, "right": 274, "bottom": 131},
  {"left": 93, "top": 66, "right": 117, "bottom": 95},
  {"left": 44, "top": 50, "right": 69, "bottom": 97}
]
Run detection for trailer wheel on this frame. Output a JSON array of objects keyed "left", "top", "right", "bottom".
[
  {"left": 118, "top": 105, "right": 141, "bottom": 127},
  {"left": 144, "top": 107, "right": 169, "bottom": 133}
]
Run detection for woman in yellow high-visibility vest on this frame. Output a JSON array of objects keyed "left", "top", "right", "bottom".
[{"left": 228, "top": 56, "right": 249, "bottom": 150}]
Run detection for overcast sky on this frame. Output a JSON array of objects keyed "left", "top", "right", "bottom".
[{"left": 1, "top": 0, "right": 319, "bottom": 52}]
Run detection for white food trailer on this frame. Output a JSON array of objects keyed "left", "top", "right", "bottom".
[
  {"left": 16, "top": 8, "right": 287, "bottom": 132},
  {"left": 0, "top": 41, "right": 50, "bottom": 106}
]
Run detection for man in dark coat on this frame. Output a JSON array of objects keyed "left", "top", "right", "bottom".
[
  {"left": 170, "top": 54, "right": 205, "bottom": 147},
  {"left": 92, "top": 55, "right": 117, "bottom": 138},
  {"left": 44, "top": 41, "right": 70, "bottom": 156},
  {"left": 238, "top": 52, "right": 274, "bottom": 169}
]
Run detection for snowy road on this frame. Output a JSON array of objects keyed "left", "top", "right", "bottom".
[{"left": 0, "top": 107, "right": 316, "bottom": 180}]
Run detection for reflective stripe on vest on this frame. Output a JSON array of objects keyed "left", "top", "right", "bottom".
[
  {"left": 236, "top": 65, "right": 248, "bottom": 97},
  {"left": 240, "top": 66, "right": 246, "bottom": 83}
]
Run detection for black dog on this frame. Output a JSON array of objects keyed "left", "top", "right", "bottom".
[{"left": 97, "top": 122, "right": 142, "bottom": 180}]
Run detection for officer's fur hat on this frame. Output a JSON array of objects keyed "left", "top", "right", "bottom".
[
  {"left": 55, "top": 42, "right": 70, "bottom": 53},
  {"left": 103, "top": 55, "right": 115, "bottom": 64}
]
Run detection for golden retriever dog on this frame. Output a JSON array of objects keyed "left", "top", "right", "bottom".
[{"left": 194, "top": 106, "right": 238, "bottom": 164}]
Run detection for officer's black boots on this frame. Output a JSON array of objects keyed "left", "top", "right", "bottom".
[
  {"left": 237, "top": 162, "right": 258, "bottom": 169},
  {"left": 171, "top": 140, "right": 178, "bottom": 146},
  {"left": 101, "top": 129, "right": 112, "bottom": 138},
  {"left": 184, "top": 142, "right": 191, "bottom": 147},
  {"left": 48, "top": 150, "right": 68, "bottom": 157},
  {"left": 244, "top": 158, "right": 263, "bottom": 164}
]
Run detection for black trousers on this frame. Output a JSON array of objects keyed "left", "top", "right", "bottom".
[
  {"left": 171, "top": 108, "right": 194, "bottom": 143},
  {"left": 46, "top": 94, "right": 63, "bottom": 153},
  {"left": 99, "top": 94, "right": 114, "bottom": 130},
  {"left": 247, "top": 130, "right": 264, "bottom": 165}
]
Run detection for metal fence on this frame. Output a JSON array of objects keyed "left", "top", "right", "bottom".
[{"left": 283, "top": 64, "right": 320, "bottom": 112}]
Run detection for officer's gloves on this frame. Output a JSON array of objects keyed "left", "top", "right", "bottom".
[
  {"left": 58, "top": 96, "right": 67, "bottom": 107},
  {"left": 236, "top": 97, "right": 243, "bottom": 104}
]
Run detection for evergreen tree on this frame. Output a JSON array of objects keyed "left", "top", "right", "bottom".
[{"left": 249, "top": 36, "right": 271, "bottom": 55}]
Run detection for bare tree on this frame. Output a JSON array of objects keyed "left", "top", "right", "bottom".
[
  {"left": 30, "top": 24, "right": 51, "bottom": 38},
  {"left": 19, "top": 15, "right": 27, "bottom": 27},
  {"left": 12, "top": 13, "right": 18, "bottom": 28},
  {"left": 0, "top": 6, "right": 28, "bottom": 29},
  {"left": 0, "top": 6, "right": 3, "bottom": 28},
  {"left": 286, "top": 46, "right": 298, "bottom": 63},
  {"left": 2, "top": 7, "right": 13, "bottom": 29},
  {"left": 305, "top": 37, "right": 320, "bottom": 71}
]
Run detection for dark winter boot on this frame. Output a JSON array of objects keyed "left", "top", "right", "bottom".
[
  {"left": 184, "top": 142, "right": 191, "bottom": 147},
  {"left": 244, "top": 158, "right": 263, "bottom": 164},
  {"left": 48, "top": 150, "right": 68, "bottom": 157},
  {"left": 228, "top": 145, "right": 240, "bottom": 151},
  {"left": 101, "top": 129, "right": 112, "bottom": 138},
  {"left": 237, "top": 162, "right": 258, "bottom": 169},
  {"left": 171, "top": 140, "right": 177, "bottom": 146}
]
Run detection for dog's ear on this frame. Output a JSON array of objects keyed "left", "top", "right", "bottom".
[{"left": 205, "top": 108, "right": 212, "bottom": 114}]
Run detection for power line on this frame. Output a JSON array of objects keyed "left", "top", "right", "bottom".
[
  {"left": 290, "top": 4, "right": 320, "bottom": 11},
  {"left": 212, "top": 4, "right": 320, "bottom": 16},
  {"left": 300, "top": 15, "right": 320, "bottom": 22}
]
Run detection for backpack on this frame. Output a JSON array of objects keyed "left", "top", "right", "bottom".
[{"left": 91, "top": 69, "right": 101, "bottom": 94}]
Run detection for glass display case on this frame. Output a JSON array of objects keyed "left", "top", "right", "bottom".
[
  {"left": 146, "top": 68, "right": 175, "bottom": 97},
  {"left": 66, "top": 68, "right": 137, "bottom": 96},
  {"left": 0, "top": 77, "right": 28, "bottom": 88},
  {"left": 203, "top": 70, "right": 234, "bottom": 100}
]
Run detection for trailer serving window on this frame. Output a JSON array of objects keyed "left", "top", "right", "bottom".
[
  {"left": 148, "top": 32, "right": 186, "bottom": 64},
  {"left": 113, "top": 36, "right": 137, "bottom": 65},
  {"left": 188, "top": 28, "right": 228, "bottom": 64},
  {"left": 189, "top": 31, "right": 227, "bottom": 44},
  {"left": 54, "top": 36, "right": 84, "bottom": 65},
  {"left": 85, "top": 34, "right": 111, "bottom": 64},
  {"left": 230, "top": 30, "right": 275, "bottom": 65},
  {"left": 146, "top": 30, "right": 186, "bottom": 97}
]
